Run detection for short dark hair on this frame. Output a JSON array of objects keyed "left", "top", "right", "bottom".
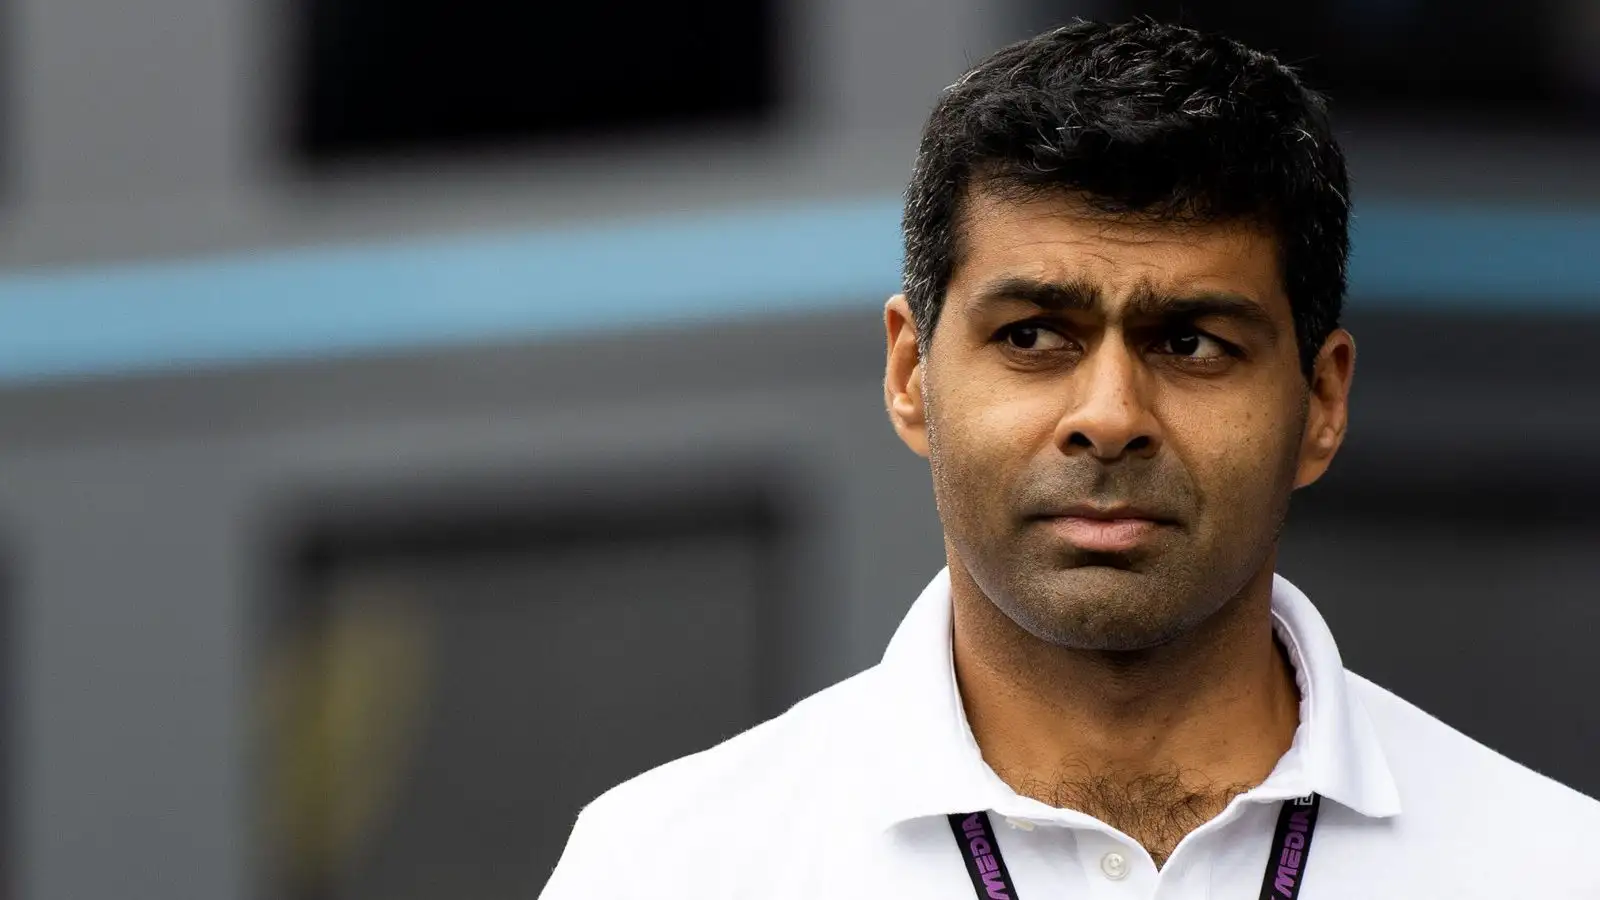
[{"left": 901, "top": 19, "right": 1348, "bottom": 378}]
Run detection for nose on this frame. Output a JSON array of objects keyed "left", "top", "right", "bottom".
[{"left": 1053, "top": 341, "right": 1161, "bottom": 461}]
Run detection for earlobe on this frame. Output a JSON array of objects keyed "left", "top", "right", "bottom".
[
  {"left": 884, "top": 295, "right": 931, "bottom": 457},
  {"left": 1292, "top": 413, "right": 1334, "bottom": 490}
]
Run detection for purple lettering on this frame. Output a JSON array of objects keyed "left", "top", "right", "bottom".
[
  {"left": 1273, "top": 809, "right": 1311, "bottom": 897},
  {"left": 981, "top": 867, "right": 1012, "bottom": 900},
  {"left": 951, "top": 813, "right": 1013, "bottom": 900}
]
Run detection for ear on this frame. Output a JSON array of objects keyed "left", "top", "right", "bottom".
[
  {"left": 885, "top": 294, "right": 929, "bottom": 457},
  {"left": 1295, "top": 329, "right": 1356, "bottom": 489}
]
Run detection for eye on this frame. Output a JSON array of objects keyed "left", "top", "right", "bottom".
[
  {"left": 1000, "top": 323, "right": 1070, "bottom": 351},
  {"left": 1156, "top": 329, "right": 1231, "bottom": 360}
]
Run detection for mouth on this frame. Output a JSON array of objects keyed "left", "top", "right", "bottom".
[{"left": 1031, "top": 505, "right": 1176, "bottom": 554}]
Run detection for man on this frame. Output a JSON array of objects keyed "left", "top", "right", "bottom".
[{"left": 542, "top": 20, "right": 1600, "bottom": 898}]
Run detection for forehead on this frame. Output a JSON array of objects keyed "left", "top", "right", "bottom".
[{"left": 948, "top": 189, "right": 1289, "bottom": 316}]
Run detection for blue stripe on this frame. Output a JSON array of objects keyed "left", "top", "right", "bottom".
[
  {"left": 1349, "top": 205, "right": 1600, "bottom": 306},
  {"left": 0, "top": 198, "right": 1594, "bottom": 384}
]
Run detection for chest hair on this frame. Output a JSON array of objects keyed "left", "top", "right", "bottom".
[{"left": 1006, "top": 767, "right": 1254, "bottom": 868}]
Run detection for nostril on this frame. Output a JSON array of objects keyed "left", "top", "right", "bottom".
[{"left": 1065, "top": 430, "right": 1155, "bottom": 457}]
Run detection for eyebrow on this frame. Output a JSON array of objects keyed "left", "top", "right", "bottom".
[
  {"left": 968, "top": 276, "right": 1100, "bottom": 313},
  {"left": 967, "top": 276, "right": 1280, "bottom": 337}
]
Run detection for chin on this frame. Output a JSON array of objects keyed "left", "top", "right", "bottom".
[{"left": 997, "top": 565, "right": 1215, "bottom": 653}]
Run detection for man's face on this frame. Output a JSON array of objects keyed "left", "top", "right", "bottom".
[{"left": 885, "top": 190, "right": 1352, "bottom": 651}]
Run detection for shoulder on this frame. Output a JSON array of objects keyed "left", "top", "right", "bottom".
[
  {"left": 540, "top": 664, "right": 889, "bottom": 897},
  {"left": 588, "top": 663, "right": 887, "bottom": 818},
  {"left": 1347, "top": 670, "right": 1600, "bottom": 833}
]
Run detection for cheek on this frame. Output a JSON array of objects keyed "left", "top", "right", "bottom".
[
  {"left": 930, "top": 383, "right": 1060, "bottom": 496},
  {"left": 1162, "top": 394, "right": 1301, "bottom": 514}
]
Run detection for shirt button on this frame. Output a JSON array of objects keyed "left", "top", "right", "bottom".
[{"left": 1100, "top": 851, "right": 1128, "bottom": 880}]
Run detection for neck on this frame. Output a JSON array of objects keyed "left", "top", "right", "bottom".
[{"left": 951, "top": 562, "right": 1300, "bottom": 824}]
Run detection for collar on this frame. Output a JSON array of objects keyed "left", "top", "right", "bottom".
[{"left": 865, "top": 568, "right": 1401, "bottom": 831}]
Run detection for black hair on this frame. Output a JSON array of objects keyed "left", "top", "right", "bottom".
[{"left": 901, "top": 19, "right": 1348, "bottom": 378}]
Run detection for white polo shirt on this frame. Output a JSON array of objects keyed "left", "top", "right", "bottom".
[{"left": 541, "top": 570, "right": 1600, "bottom": 898}]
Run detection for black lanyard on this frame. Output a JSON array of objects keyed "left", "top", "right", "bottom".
[{"left": 948, "top": 793, "right": 1321, "bottom": 900}]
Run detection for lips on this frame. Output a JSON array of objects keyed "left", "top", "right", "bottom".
[
  {"left": 1031, "top": 504, "right": 1176, "bottom": 553},
  {"left": 1042, "top": 504, "right": 1172, "bottom": 522}
]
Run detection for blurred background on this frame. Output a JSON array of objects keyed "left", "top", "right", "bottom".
[{"left": 0, "top": 1, "right": 1596, "bottom": 898}]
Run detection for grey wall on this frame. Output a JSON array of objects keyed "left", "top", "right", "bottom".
[{"left": 0, "top": 311, "right": 942, "bottom": 900}]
